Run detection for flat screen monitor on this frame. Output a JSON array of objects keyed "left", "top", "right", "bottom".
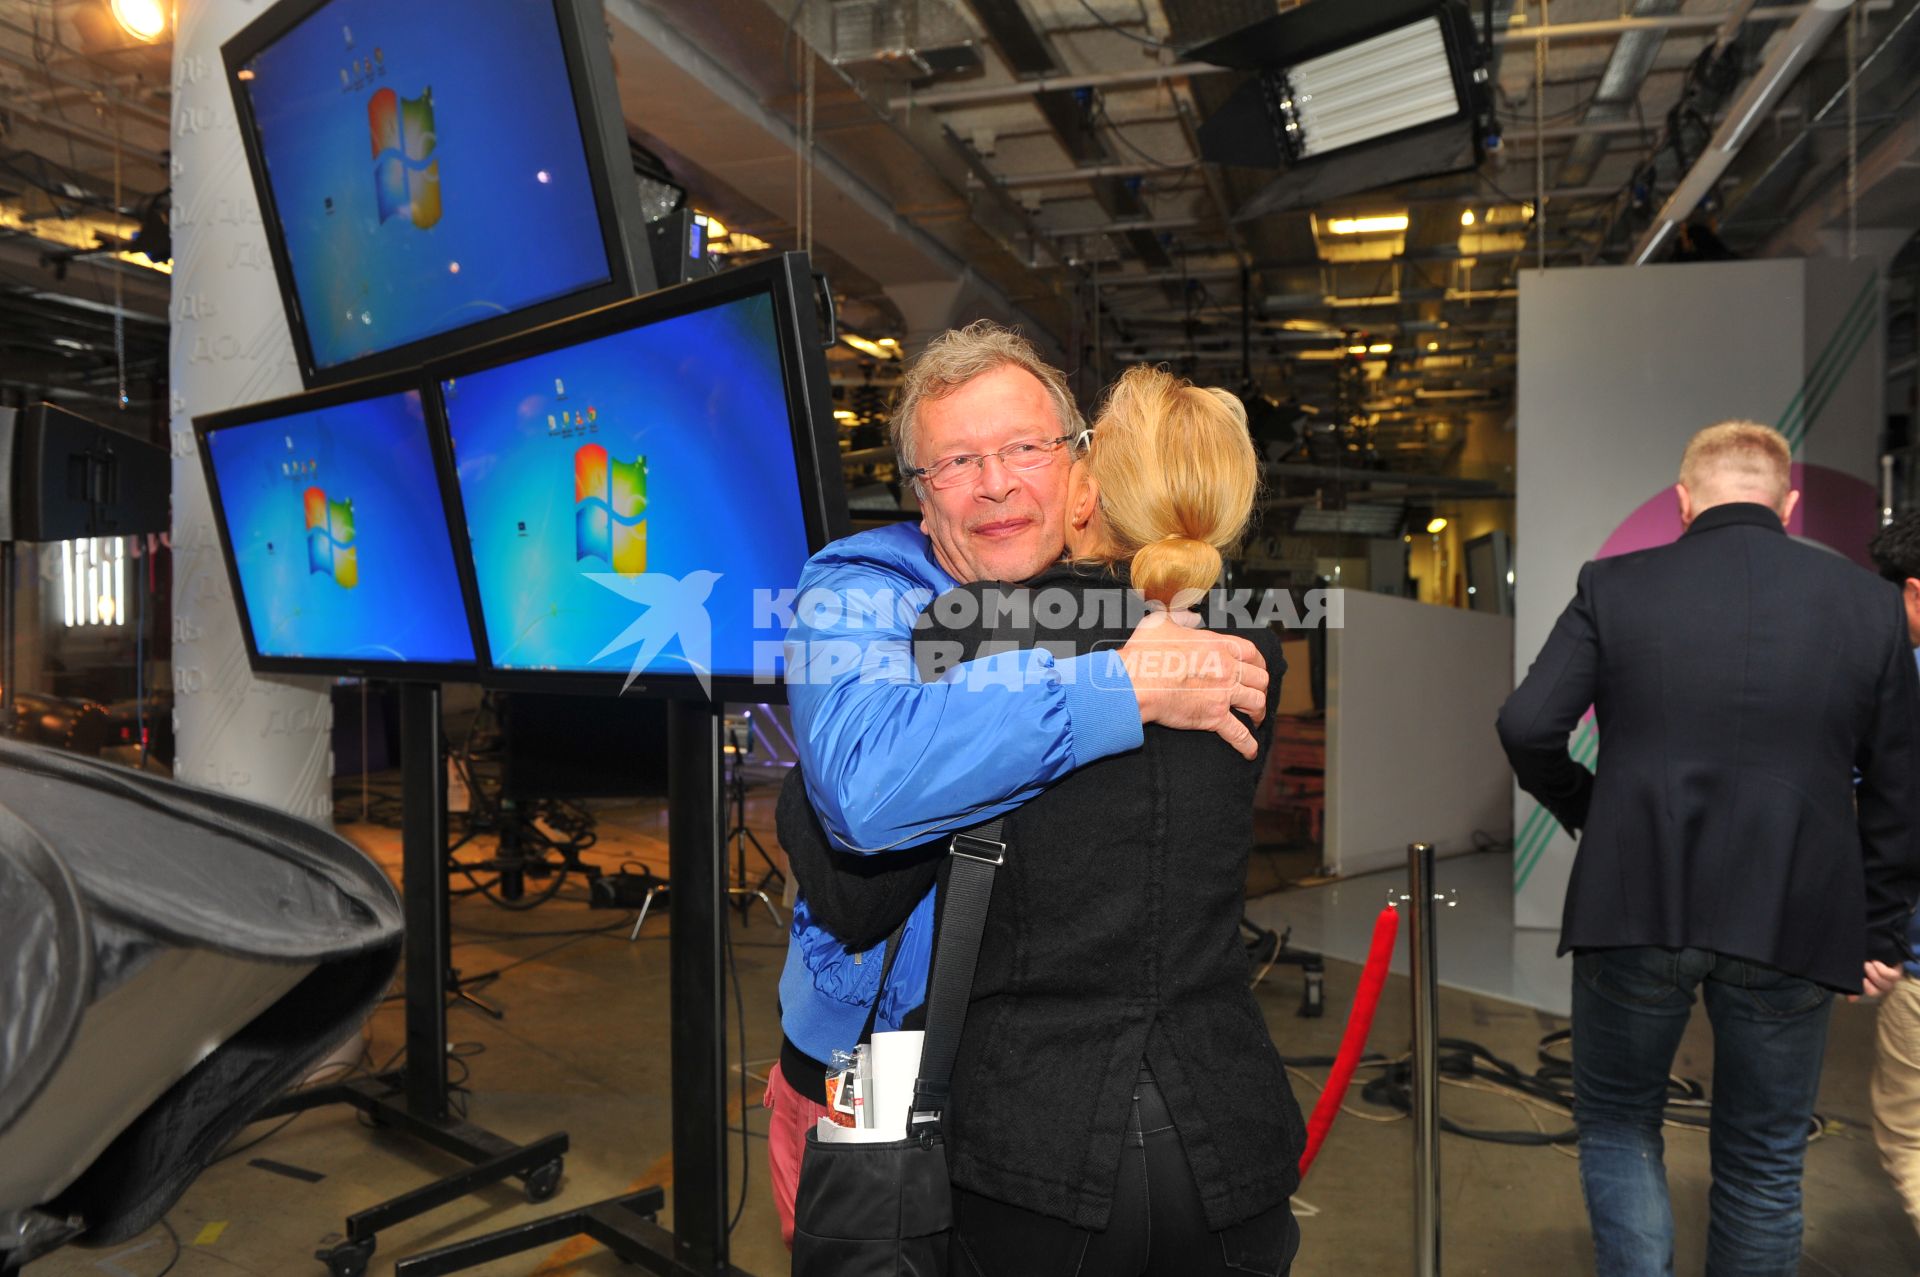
[
  {"left": 195, "top": 380, "right": 482, "bottom": 678},
  {"left": 223, "top": 0, "right": 653, "bottom": 388},
  {"left": 437, "top": 254, "right": 845, "bottom": 698}
]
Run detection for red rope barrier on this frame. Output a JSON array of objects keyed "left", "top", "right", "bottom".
[{"left": 1298, "top": 904, "right": 1400, "bottom": 1179}]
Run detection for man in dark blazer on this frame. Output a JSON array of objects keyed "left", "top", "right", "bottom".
[{"left": 1498, "top": 420, "right": 1920, "bottom": 1277}]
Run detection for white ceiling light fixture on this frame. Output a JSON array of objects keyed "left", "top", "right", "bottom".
[
  {"left": 1283, "top": 19, "right": 1460, "bottom": 157},
  {"left": 109, "top": 0, "right": 167, "bottom": 42},
  {"left": 1190, "top": 0, "right": 1494, "bottom": 218},
  {"left": 1325, "top": 214, "right": 1410, "bottom": 235}
]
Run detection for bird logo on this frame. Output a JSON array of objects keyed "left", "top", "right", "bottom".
[{"left": 587, "top": 570, "right": 722, "bottom": 696}]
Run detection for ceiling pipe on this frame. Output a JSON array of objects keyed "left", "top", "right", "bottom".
[
  {"left": 1551, "top": 0, "right": 1686, "bottom": 191},
  {"left": 1630, "top": 0, "right": 1857, "bottom": 263},
  {"left": 0, "top": 98, "right": 168, "bottom": 167},
  {"left": 0, "top": 39, "right": 171, "bottom": 132},
  {"left": 887, "top": 3, "right": 1892, "bottom": 112},
  {"left": 1496, "top": 2, "right": 1879, "bottom": 44}
]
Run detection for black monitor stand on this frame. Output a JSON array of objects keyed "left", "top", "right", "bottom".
[
  {"left": 393, "top": 698, "right": 754, "bottom": 1277},
  {"left": 265, "top": 682, "right": 569, "bottom": 1277}
]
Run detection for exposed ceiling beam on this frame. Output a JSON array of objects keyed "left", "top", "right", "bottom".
[
  {"left": 0, "top": 98, "right": 167, "bottom": 168},
  {"left": 962, "top": 0, "right": 1171, "bottom": 269},
  {"left": 1763, "top": 103, "right": 1920, "bottom": 254},
  {"left": 889, "top": 4, "right": 1894, "bottom": 112},
  {"left": 1631, "top": 0, "right": 1857, "bottom": 263},
  {"left": 0, "top": 40, "right": 170, "bottom": 132}
]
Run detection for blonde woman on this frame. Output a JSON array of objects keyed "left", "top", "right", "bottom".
[{"left": 921, "top": 366, "right": 1303, "bottom": 1276}]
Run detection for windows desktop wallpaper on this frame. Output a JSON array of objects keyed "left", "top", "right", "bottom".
[
  {"left": 238, "top": 0, "right": 612, "bottom": 371},
  {"left": 442, "top": 292, "right": 813, "bottom": 679},
  {"left": 206, "top": 389, "right": 478, "bottom": 665}
]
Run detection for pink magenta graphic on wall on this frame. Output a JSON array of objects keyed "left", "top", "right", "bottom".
[{"left": 1593, "top": 464, "right": 1878, "bottom": 566}]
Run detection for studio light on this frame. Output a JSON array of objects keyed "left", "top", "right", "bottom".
[
  {"left": 1326, "top": 215, "right": 1409, "bottom": 235},
  {"left": 108, "top": 0, "right": 166, "bottom": 42},
  {"left": 1188, "top": 0, "right": 1492, "bottom": 219},
  {"left": 841, "top": 333, "right": 900, "bottom": 361}
]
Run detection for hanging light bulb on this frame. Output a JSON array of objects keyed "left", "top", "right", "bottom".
[{"left": 109, "top": 0, "right": 167, "bottom": 42}]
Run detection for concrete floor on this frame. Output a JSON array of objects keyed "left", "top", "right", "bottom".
[{"left": 26, "top": 786, "right": 1920, "bottom": 1277}]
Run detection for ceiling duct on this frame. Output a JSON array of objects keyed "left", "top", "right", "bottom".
[{"left": 812, "top": 0, "right": 982, "bottom": 80}]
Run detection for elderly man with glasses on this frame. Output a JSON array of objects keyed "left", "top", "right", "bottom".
[{"left": 763, "top": 320, "right": 1271, "bottom": 1247}]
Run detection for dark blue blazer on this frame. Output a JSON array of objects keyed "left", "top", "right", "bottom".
[{"left": 1497, "top": 501, "right": 1920, "bottom": 990}]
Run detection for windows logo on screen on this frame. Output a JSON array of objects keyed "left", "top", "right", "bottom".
[
  {"left": 370, "top": 86, "right": 441, "bottom": 229},
  {"left": 574, "top": 444, "right": 647, "bottom": 575},
  {"left": 304, "top": 487, "right": 359, "bottom": 588}
]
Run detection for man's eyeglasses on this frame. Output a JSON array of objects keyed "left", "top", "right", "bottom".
[{"left": 906, "top": 435, "right": 1075, "bottom": 491}]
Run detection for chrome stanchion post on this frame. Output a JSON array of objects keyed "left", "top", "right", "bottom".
[{"left": 1408, "top": 841, "right": 1441, "bottom": 1277}]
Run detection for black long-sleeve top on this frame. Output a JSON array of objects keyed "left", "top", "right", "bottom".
[{"left": 919, "top": 563, "right": 1305, "bottom": 1233}]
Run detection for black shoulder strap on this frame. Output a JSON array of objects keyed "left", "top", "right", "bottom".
[
  {"left": 856, "top": 919, "right": 911, "bottom": 1046},
  {"left": 909, "top": 815, "right": 1006, "bottom": 1125}
]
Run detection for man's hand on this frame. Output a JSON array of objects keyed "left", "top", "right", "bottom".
[
  {"left": 1858, "top": 959, "right": 1904, "bottom": 1001},
  {"left": 1119, "top": 611, "right": 1269, "bottom": 760}
]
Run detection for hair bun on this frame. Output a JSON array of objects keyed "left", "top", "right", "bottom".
[{"left": 1132, "top": 535, "right": 1222, "bottom": 609}]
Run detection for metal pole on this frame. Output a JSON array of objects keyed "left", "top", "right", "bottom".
[
  {"left": 667, "top": 699, "right": 728, "bottom": 1274},
  {"left": 1, "top": 542, "right": 13, "bottom": 738},
  {"left": 1408, "top": 841, "right": 1441, "bottom": 1277},
  {"left": 400, "top": 681, "right": 451, "bottom": 1120}
]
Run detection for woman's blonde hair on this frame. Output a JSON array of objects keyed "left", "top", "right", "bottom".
[{"left": 1079, "top": 365, "right": 1259, "bottom": 607}]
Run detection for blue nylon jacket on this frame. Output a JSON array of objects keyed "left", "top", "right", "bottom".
[{"left": 777, "top": 522, "right": 1144, "bottom": 1064}]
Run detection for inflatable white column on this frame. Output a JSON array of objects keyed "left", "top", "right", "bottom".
[{"left": 169, "top": 0, "right": 332, "bottom": 823}]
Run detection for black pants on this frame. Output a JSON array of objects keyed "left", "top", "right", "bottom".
[{"left": 951, "top": 1066, "right": 1299, "bottom": 1277}]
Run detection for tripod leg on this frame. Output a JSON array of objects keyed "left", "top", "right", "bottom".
[
  {"left": 728, "top": 887, "right": 782, "bottom": 930},
  {"left": 628, "top": 886, "right": 660, "bottom": 942}
]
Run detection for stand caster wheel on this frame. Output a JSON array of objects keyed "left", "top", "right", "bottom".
[
  {"left": 316, "top": 1236, "right": 375, "bottom": 1277},
  {"left": 525, "top": 1157, "right": 564, "bottom": 1203}
]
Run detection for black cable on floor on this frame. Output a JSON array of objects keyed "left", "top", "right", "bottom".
[
  {"left": 152, "top": 1218, "right": 180, "bottom": 1276},
  {"left": 1338, "top": 1031, "right": 1827, "bottom": 1147}
]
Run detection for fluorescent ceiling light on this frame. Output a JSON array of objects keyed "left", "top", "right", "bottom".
[
  {"left": 842, "top": 334, "right": 898, "bottom": 360},
  {"left": 1294, "top": 505, "right": 1406, "bottom": 537},
  {"left": 1326, "top": 215, "right": 1409, "bottom": 235},
  {"left": 1285, "top": 19, "right": 1459, "bottom": 158},
  {"left": 1190, "top": 0, "right": 1491, "bottom": 219}
]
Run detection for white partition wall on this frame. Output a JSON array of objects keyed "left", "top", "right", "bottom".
[
  {"left": 1512, "top": 258, "right": 1885, "bottom": 928},
  {"left": 170, "top": 0, "right": 333, "bottom": 822},
  {"left": 1324, "top": 592, "right": 1515, "bottom": 877}
]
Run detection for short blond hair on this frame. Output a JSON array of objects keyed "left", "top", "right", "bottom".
[
  {"left": 1080, "top": 365, "right": 1259, "bottom": 606},
  {"left": 1679, "top": 420, "right": 1792, "bottom": 503},
  {"left": 889, "top": 320, "right": 1082, "bottom": 474}
]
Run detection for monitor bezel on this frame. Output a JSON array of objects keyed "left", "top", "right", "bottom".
[
  {"left": 193, "top": 371, "right": 492, "bottom": 682},
  {"left": 429, "top": 253, "right": 848, "bottom": 703},
  {"left": 220, "top": 0, "right": 656, "bottom": 391}
]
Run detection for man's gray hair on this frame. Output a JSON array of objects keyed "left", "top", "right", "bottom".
[{"left": 889, "top": 320, "right": 1084, "bottom": 478}]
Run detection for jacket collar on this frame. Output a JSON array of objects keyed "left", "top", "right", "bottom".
[{"left": 1682, "top": 502, "right": 1785, "bottom": 538}]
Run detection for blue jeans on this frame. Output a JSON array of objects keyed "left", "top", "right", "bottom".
[{"left": 1571, "top": 946, "right": 1833, "bottom": 1277}]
